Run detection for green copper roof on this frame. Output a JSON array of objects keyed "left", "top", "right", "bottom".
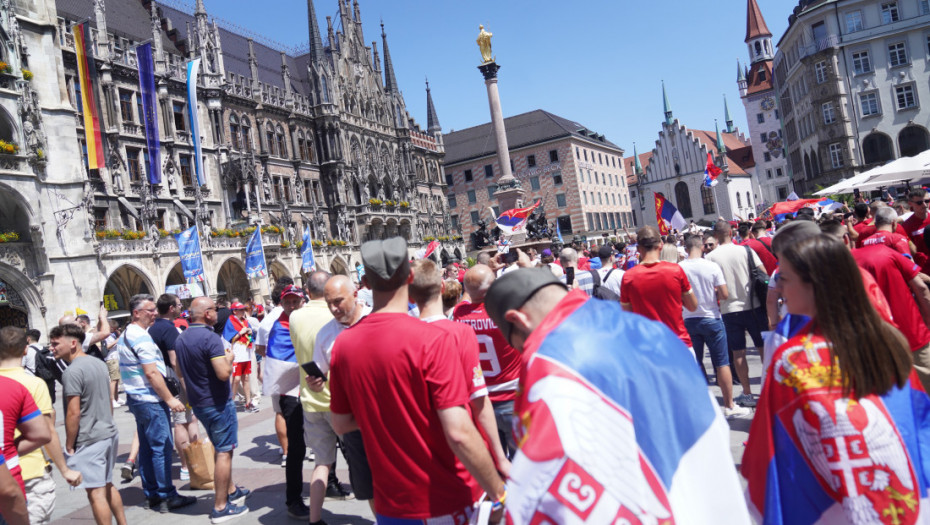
[
  {"left": 715, "top": 120, "right": 727, "bottom": 154},
  {"left": 662, "top": 81, "right": 673, "bottom": 126}
]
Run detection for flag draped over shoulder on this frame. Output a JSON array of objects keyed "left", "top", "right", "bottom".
[
  {"left": 654, "top": 193, "right": 687, "bottom": 235},
  {"left": 223, "top": 315, "right": 251, "bottom": 348},
  {"left": 704, "top": 152, "right": 722, "bottom": 187},
  {"left": 743, "top": 327, "right": 930, "bottom": 524},
  {"left": 262, "top": 315, "right": 299, "bottom": 396},
  {"left": 136, "top": 43, "right": 160, "bottom": 184},
  {"left": 73, "top": 23, "right": 105, "bottom": 169},
  {"left": 491, "top": 200, "right": 540, "bottom": 236},
  {"left": 508, "top": 294, "right": 749, "bottom": 525}
]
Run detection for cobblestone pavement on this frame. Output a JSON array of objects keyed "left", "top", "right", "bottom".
[{"left": 46, "top": 349, "right": 761, "bottom": 524}]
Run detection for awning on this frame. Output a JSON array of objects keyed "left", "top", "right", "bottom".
[{"left": 116, "top": 197, "right": 141, "bottom": 222}]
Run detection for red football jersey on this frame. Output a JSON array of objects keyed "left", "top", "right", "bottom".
[{"left": 453, "top": 301, "right": 522, "bottom": 402}]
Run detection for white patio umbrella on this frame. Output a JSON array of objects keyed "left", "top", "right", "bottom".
[
  {"left": 814, "top": 168, "right": 885, "bottom": 196},
  {"left": 860, "top": 149, "right": 930, "bottom": 187}
]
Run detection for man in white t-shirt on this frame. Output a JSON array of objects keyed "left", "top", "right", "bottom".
[
  {"left": 594, "top": 245, "right": 623, "bottom": 301},
  {"left": 679, "top": 236, "right": 749, "bottom": 418},
  {"left": 705, "top": 220, "right": 766, "bottom": 408}
]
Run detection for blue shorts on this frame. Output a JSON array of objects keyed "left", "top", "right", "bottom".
[
  {"left": 193, "top": 400, "right": 238, "bottom": 452},
  {"left": 684, "top": 317, "right": 729, "bottom": 368},
  {"left": 722, "top": 307, "right": 766, "bottom": 352}
]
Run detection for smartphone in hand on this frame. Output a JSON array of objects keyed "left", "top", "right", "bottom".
[{"left": 565, "top": 267, "right": 575, "bottom": 286}]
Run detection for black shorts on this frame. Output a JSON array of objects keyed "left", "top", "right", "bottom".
[{"left": 341, "top": 430, "right": 373, "bottom": 501}]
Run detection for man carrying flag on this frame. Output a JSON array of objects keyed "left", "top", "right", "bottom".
[
  {"left": 704, "top": 152, "right": 722, "bottom": 187},
  {"left": 490, "top": 200, "right": 540, "bottom": 236},
  {"left": 485, "top": 266, "right": 749, "bottom": 524}
]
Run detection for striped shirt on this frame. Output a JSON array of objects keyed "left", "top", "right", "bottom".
[{"left": 118, "top": 323, "right": 166, "bottom": 403}]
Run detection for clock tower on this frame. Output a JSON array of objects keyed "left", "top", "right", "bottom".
[{"left": 739, "top": 0, "right": 789, "bottom": 208}]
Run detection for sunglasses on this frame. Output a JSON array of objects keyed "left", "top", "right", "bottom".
[
  {"left": 703, "top": 243, "right": 716, "bottom": 247},
  {"left": 911, "top": 199, "right": 930, "bottom": 204}
]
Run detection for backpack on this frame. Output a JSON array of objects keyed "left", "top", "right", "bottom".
[
  {"left": 34, "top": 346, "right": 60, "bottom": 383},
  {"left": 745, "top": 246, "right": 769, "bottom": 314},
  {"left": 593, "top": 268, "right": 621, "bottom": 302}
]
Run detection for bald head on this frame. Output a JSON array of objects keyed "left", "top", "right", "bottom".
[
  {"left": 306, "top": 270, "right": 332, "bottom": 299},
  {"left": 324, "top": 274, "right": 360, "bottom": 325},
  {"left": 463, "top": 264, "right": 495, "bottom": 304},
  {"left": 58, "top": 314, "right": 76, "bottom": 326},
  {"left": 190, "top": 296, "right": 215, "bottom": 323},
  {"left": 559, "top": 247, "right": 578, "bottom": 267},
  {"left": 324, "top": 274, "right": 354, "bottom": 296}
]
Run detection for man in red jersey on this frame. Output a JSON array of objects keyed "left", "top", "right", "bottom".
[
  {"left": 329, "top": 238, "right": 506, "bottom": 523},
  {"left": 454, "top": 264, "right": 524, "bottom": 459},
  {"left": 853, "top": 238, "right": 930, "bottom": 392},
  {"left": 862, "top": 207, "right": 912, "bottom": 256},
  {"left": 904, "top": 188, "right": 930, "bottom": 273},
  {"left": 410, "top": 259, "right": 510, "bottom": 477},
  {"left": 620, "top": 226, "right": 698, "bottom": 354},
  {"left": 855, "top": 201, "right": 909, "bottom": 247},
  {"left": 738, "top": 223, "right": 777, "bottom": 275}
]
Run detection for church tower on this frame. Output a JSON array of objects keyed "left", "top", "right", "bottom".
[{"left": 739, "top": 0, "right": 788, "bottom": 208}]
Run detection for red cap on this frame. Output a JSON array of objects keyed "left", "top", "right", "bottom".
[
  {"left": 230, "top": 302, "right": 247, "bottom": 310},
  {"left": 280, "top": 285, "right": 304, "bottom": 299}
]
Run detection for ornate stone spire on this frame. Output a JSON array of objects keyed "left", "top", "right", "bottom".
[
  {"left": 633, "top": 143, "right": 643, "bottom": 176},
  {"left": 307, "top": 0, "right": 325, "bottom": 63},
  {"left": 716, "top": 120, "right": 727, "bottom": 155},
  {"left": 195, "top": 0, "right": 206, "bottom": 16},
  {"left": 426, "top": 78, "right": 441, "bottom": 135},
  {"left": 662, "top": 81, "right": 673, "bottom": 126},
  {"left": 724, "top": 94, "right": 734, "bottom": 133},
  {"left": 381, "top": 21, "right": 399, "bottom": 94}
]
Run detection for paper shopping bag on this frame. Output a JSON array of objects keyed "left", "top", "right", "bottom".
[{"left": 183, "top": 439, "right": 215, "bottom": 490}]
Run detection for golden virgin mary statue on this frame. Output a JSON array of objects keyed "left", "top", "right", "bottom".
[{"left": 477, "top": 25, "right": 494, "bottom": 64}]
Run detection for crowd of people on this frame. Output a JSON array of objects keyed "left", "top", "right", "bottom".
[{"left": 3, "top": 189, "right": 930, "bottom": 523}]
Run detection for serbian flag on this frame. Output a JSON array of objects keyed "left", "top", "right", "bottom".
[
  {"left": 73, "top": 23, "right": 106, "bottom": 169},
  {"left": 491, "top": 200, "right": 540, "bottom": 236},
  {"left": 222, "top": 315, "right": 252, "bottom": 348},
  {"left": 654, "top": 193, "right": 687, "bottom": 235},
  {"left": 743, "top": 326, "right": 930, "bottom": 524},
  {"left": 261, "top": 313, "right": 300, "bottom": 396},
  {"left": 507, "top": 291, "right": 749, "bottom": 525},
  {"left": 424, "top": 240, "right": 440, "bottom": 258},
  {"left": 704, "top": 153, "right": 722, "bottom": 187},
  {"left": 764, "top": 198, "right": 821, "bottom": 222}
]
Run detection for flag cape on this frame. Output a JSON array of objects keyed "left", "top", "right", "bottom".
[
  {"left": 223, "top": 315, "right": 251, "bottom": 348},
  {"left": 424, "top": 240, "right": 440, "bottom": 258},
  {"left": 492, "top": 200, "right": 540, "bottom": 236},
  {"left": 262, "top": 315, "right": 299, "bottom": 396},
  {"left": 301, "top": 226, "right": 316, "bottom": 273},
  {"left": 704, "top": 152, "right": 722, "bottom": 187},
  {"left": 186, "top": 58, "right": 205, "bottom": 186},
  {"left": 137, "top": 43, "right": 161, "bottom": 184},
  {"left": 173, "top": 226, "right": 205, "bottom": 283},
  {"left": 73, "top": 23, "right": 105, "bottom": 169},
  {"left": 743, "top": 327, "right": 930, "bottom": 524},
  {"left": 245, "top": 229, "right": 267, "bottom": 278},
  {"left": 654, "top": 193, "right": 687, "bottom": 235},
  {"left": 508, "top": 291, "right": 749, "bottom": 525}
]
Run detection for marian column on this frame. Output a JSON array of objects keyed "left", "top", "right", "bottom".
[{"left": 477, "top": 25, "right": 524, "bottom": 212}]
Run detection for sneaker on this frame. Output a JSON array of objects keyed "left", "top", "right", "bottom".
[
  {"left": 251, "top": 396, "right": 261, "bottom": 405},
  {"left": 121, "top": 462, "right": 137, "bottom": 482},
  {"left": 287, "top": 502, "right": 310, "bottom": 520},
  {"left": 112, "top": 400, "right": 121, "bottom": 409},
  {"left": 235, "top": 393, "right": 245, "bottom": 404},
  {"left": 245, "top": 404, "right": 259, "bottom": 413},
  {"left": 180, "top": 468, "right": 189, "bottom": 481},
  {"left": 166, "top": 494, "right": 197, "bottom": 511},
  {"left": 305, "top": 451, "right": 315, "bottom": 462},
  {"left": 147, "top": 497, "right": 167, "bottom": 513},
  {"left": 210, "top": 502, "right": 249, "bottom": 524},
  {"left": 723, "top": 405, "right": 752, "bottom": 419},
  {"left": 325, "top": 479, "right": 354, "bottom": 500},
  {"left": 228, "top": 486, "right": 251, "bottom": 506},
  {"left": 735, "top": 393, "right": 757, "bottom": 408},
  {"left": 281, "top": 454, "right": 287, "bottom": 467}
]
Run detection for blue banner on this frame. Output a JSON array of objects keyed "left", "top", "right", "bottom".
[
  {"left": 186, "top": 58, "right": 205, "bottom": 186},
  {"left": 301, "top": 226, "right": 316, "bottom": 273},
  {"left": 245, "top": 229, "right": 267, "bottom": 279},
  {"left": 137, "top": 43, "right": 160, "bottom": 185},
  {"left": 174, "top": 226, "right": 205, "bottom": 283}
]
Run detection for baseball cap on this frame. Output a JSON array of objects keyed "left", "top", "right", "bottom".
[
  {"left": 230, "top": 302, "right": 247, "bottom": 310},
  {"left": 598, "top": 245, "right": 613, "bottom": 259},
  {"left": 280, "top": 284, "right": 304, "bottom": 299},
  {"left": 485, "top": 268, "right": 567, "bottom": 344},
  {"left": 361, "top": 237, "right": 409, "bottom": 280}
]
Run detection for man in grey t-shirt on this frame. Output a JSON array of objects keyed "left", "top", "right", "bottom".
[{"left": 50, "top": 323, "right": 126, "bottom": 525}]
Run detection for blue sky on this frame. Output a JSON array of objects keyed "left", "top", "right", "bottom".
[{"left": 198, "top": 0, "right": 789, "bottom": 158}]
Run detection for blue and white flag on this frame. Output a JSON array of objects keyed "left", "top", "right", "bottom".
[
  {"left": 186, "top": 58, "right": 205, "bottom": 186},
  {"left": 245, "top": 229, "right": 267, "bottom": 278},
  {"left": 174, "top": 226, "right": 205, "bottom": 283},
  {"left": 508, "top": 293, "right": 749, "bottom": 524},
  {"left": 301, "top": 226, "right": 316, "bottom": 273},
  {"left": 137, "top": 43, "right": 160, "bottom": 185}
]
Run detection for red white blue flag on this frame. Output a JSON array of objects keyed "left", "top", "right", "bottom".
[
  {"left": 490, "top": 200, "right": 540, "bottom": 236},
  {"left": 704, "top": 152, "right": 722, "bottom": 187},
  {"left": 507, "top": 291, "right": 748, "bottom": 524},
  {"left": 654, "top": 193, "right": 686, "bottom": 235},
  {"left": 743, "top": 327, "right": 930, "bottom": 524}
]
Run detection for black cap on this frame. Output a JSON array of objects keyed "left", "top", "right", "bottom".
[
  {"left": 486, "top": 268, "right": 567, "bottom": 344},
  {"left": 361, "top": 237, "right": 408, "bottom": 280},
  {"left": 598, "top": 245, "right": 613, "bottom": 259}
]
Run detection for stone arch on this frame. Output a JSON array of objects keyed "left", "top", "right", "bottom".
[
  {"left": 0, "top": 104, "right": 19, "bottom": 145},
  {"left": 269, "top": 260, "right": 291, "bottom": 284},
  {"left": 383, "top": 177, "right": 394, "bottom": 201},
  {"left": 674, "top": 181, "right": 692, "bottom": 219},
  {"left": 454, "top": 248, "right": 463, "bottom": 261},
  {"left": 898, "top": 125, "right": 930, "bottom": 158},
  {"left": 215, "top": 257, "right": 251, "bottom": 302},
  {"left": 440, "top": 248, "right": 452, "bottom": 266},
  {"left": 329, "top": 256, "right": 349, "bottom": 276},
  {"left": 863, "top": 132, "right": 894, "bottom": 164},
  {"left": 399, "top": 219, "right": 411, "bottom": 241},
  {"left": 810, "top": 150, "right": 821, "bottom": 176},
  {"left": 385, "top": 218, "right": 399, "bottom": 238},
  {"left": 275, "top": 124, "right": 287, "bottom": 158},
  {"left": 0, "top": 262, "right": 44, "bottom": 329},
  {"left": 103, "top": 263, "right": 156, "bottom": 316},
  {"left": 165, "top": 260, "right": 185, "bottom": 287},
  {"left": 803, "top": 152, "right": 813, "bottom": 179}
]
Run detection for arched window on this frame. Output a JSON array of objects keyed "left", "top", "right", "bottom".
[
  {"left": 320, "top": 76, "right": 330, "bottom": 103},
  {"left": 241, "top": 118, "right": 252, "bottom": 152},
  {"left": 899, "top": 125, "right": 930, "bottom": 158},
  {"left": 674, "top": 181, "right": 692, "bottom": 218},
  {"left": 755, "top": 41, "right": 762, "bottom": 56},
  {"left": 701, "top": 185, "right": 715, "bottom": 215},
  {"left": 736, "top": 192, "right": 742, "bottom": 208},
  {"left": 804, "top": 152, "right": 813, "bottom": 179},
  {"left": 746, "top": 192, "right": 751, "bottom": 210},
  {"left": 229, "top": 114, "right": 240, "bottom": 150},
  {"left": 276, "top": 125, "right": 287, "bottom": 158},
  {"left": 266, "top": 123, "right": 276, "bottom": 157},
  {"left": 863, "top": 133, "right": 894, "bottom": 164},
  {"left": 810, "top": 151, "right": 820, "bottom": 175}
]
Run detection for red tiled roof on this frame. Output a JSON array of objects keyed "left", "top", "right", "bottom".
[
  {"left": 746, "top": 0, "right": 772, "bottom": 42},
  {"left": 623, "top": 151, "right": 653, "bottom": 185},
  {"left": 746, "top": 61, "right": 773, "bottom": 95},
  {"left": 688, "top": 129, "right": 756, "bottom": 175}
]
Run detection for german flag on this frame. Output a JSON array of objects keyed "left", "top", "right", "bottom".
[{"left": 73, "top": 23, "right": 105, "bottom": 169}]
